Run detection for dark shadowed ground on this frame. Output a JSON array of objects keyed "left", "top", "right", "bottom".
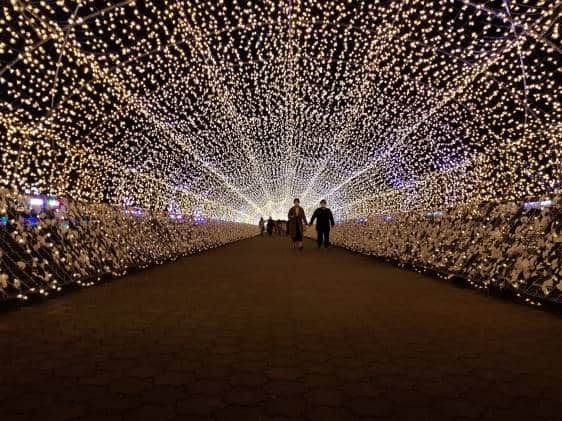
[{"left": 1, "top": 236, "right": 562, "bottom": 421}]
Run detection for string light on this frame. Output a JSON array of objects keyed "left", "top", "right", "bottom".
[
  {"left": 315, "top": 193, "right": 562, "bottom": 303},
  {"left": 0, "top": 0, "right": 559, "bottom": 222},
  {"left": 0, "top": 188, "right": 256, "bottom": 300},
  {"left": 0, "top": 0, "right": 560, "bottom": 305}
]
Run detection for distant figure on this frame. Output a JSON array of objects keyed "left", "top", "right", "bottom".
[
  {"left": 288, "top": 198, "right": 307, "bottom": 250},
  {"left": 279, "top": 220, "right": 287, "bottom": 236},
  {"left": 310, "top": 199, "right": 335, "bottom": 248},
  {"left": 258, "top": 217, "right": 265, "bottom": 235},
  {"left": 266, "top": 216, "right": 274, "bottom": 236},
  {"left": 275, "top": 219, "right": 282, "bottom": 235}
]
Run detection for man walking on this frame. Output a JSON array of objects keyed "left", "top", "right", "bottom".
[{"left": 309, "top": 199, "right": 335, "bottom": 248}]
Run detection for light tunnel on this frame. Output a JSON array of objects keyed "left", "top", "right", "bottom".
[
  {"left": 0, "top": 0, "right": 561, "bottom": 288},
  {"left": 2, "top": 2, "right": 562, "bottom": 420},
  {"left": 0, "top": 0, "right": 560, "bottom": 299}
]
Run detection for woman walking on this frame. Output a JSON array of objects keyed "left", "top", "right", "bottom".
[{"left": 288, "top": 198, "right": 307, "bottom": 250}]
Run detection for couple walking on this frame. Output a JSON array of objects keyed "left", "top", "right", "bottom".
[{"left": 288, "top": 198, "right": 335, "bottom": 250}]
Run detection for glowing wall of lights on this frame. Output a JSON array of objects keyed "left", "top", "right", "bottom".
[
  {"left": 0, "top": 189, "right": 257, "bottom": 300},
  {"left": 308, "top": 194, "right": 562, "bottom": 304},
  {"left": 0, "top": 0, "right": 560, "bottom": 221}
]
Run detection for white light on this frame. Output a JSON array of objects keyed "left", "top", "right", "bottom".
[{"left": 29, "top": 198, "right": 44, "bottom": 207}]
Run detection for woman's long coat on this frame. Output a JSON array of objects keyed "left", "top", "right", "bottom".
[{"left": 287, "top": 206, "right": 307, "bottom": 241}]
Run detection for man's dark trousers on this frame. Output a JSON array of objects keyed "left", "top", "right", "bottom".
[{"left": 317, "top": 229, "right": 330, "bottom": 248}]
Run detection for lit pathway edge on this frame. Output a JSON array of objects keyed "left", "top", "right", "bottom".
[
  {"left": 0, "top": 190, "right": 257, "bottom": 303},
  {"left": 307, "top": 194, "right": 562, "bottom": 307}
]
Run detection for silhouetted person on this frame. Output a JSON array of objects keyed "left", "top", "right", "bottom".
[
  {"left": 288, "top": 198, "right": 307, "bottom": 250},
  {"left": 266, "top": 216, "right": 274, "bottom": 236},
  {"left": 309, "top": 199, "right": 335, "bottom": 248},
  {"left": 280, "top": 220, "right": 287, "bottom": 236},
  {"left": 258, "top": 217, "right": 265, "bottom": 235}
]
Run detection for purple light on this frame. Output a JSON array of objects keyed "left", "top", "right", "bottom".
[
  {"left": 170, "top": 214, "right": 185, "bottom": 223},
  {"left": 523, "top": 200, "right": 552, "bottom": 210},
  {"left": 426, "top": 211, "right": 443, "bottom": 218},
  {"left": 23, "top": 216, "right": 38, "bottom": 227},
  {"left": 192, "top": 215, "right": 207, "bottom": 225},
  {"left": 126, "top": 208, "right": 143, "bottom": 217}
]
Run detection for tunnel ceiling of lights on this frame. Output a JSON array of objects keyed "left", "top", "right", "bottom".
[{"left": 0, "top": 0, "right": 560, "bottom": 222}]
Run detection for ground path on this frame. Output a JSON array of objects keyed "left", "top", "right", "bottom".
[{"left": 1, "top": 236, "right": 562, "bottom": 420}]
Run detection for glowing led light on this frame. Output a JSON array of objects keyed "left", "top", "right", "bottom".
[
  {"left": 126, "top": 207, "right": 143, "bottom": 217},
  {"left": 426, "top": 211, "right": 444, "bottom": 218},
  {"left": 47, "top": 198, "right": 60, "bottom": 208},
  {"left": 169, "top": 213, "right": 186, "bottom": 223},
  {"left": 523, "top": 199, "right": 553, "bottom": 210},
  {"left": 23, "top": 216, "right": 38, "bottom": 227},
  {"left": 29, "top": 198, "right": 44, "bottom": 207},
  {"left": 0, "top": 0, "right": 559, "bottom": 223}
]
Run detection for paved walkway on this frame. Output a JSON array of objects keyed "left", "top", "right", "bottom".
[{"left": 1, "top": 236, "right": 562, "bottom": 421}]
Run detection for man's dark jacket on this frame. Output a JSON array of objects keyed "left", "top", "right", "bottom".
[{"left": 310, "top": 207, "right": 335, "bottom": 231}]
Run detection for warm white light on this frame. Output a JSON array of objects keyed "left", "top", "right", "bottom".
[{"left": 0, "top": 0, "right": 560, "bottom": 222}]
